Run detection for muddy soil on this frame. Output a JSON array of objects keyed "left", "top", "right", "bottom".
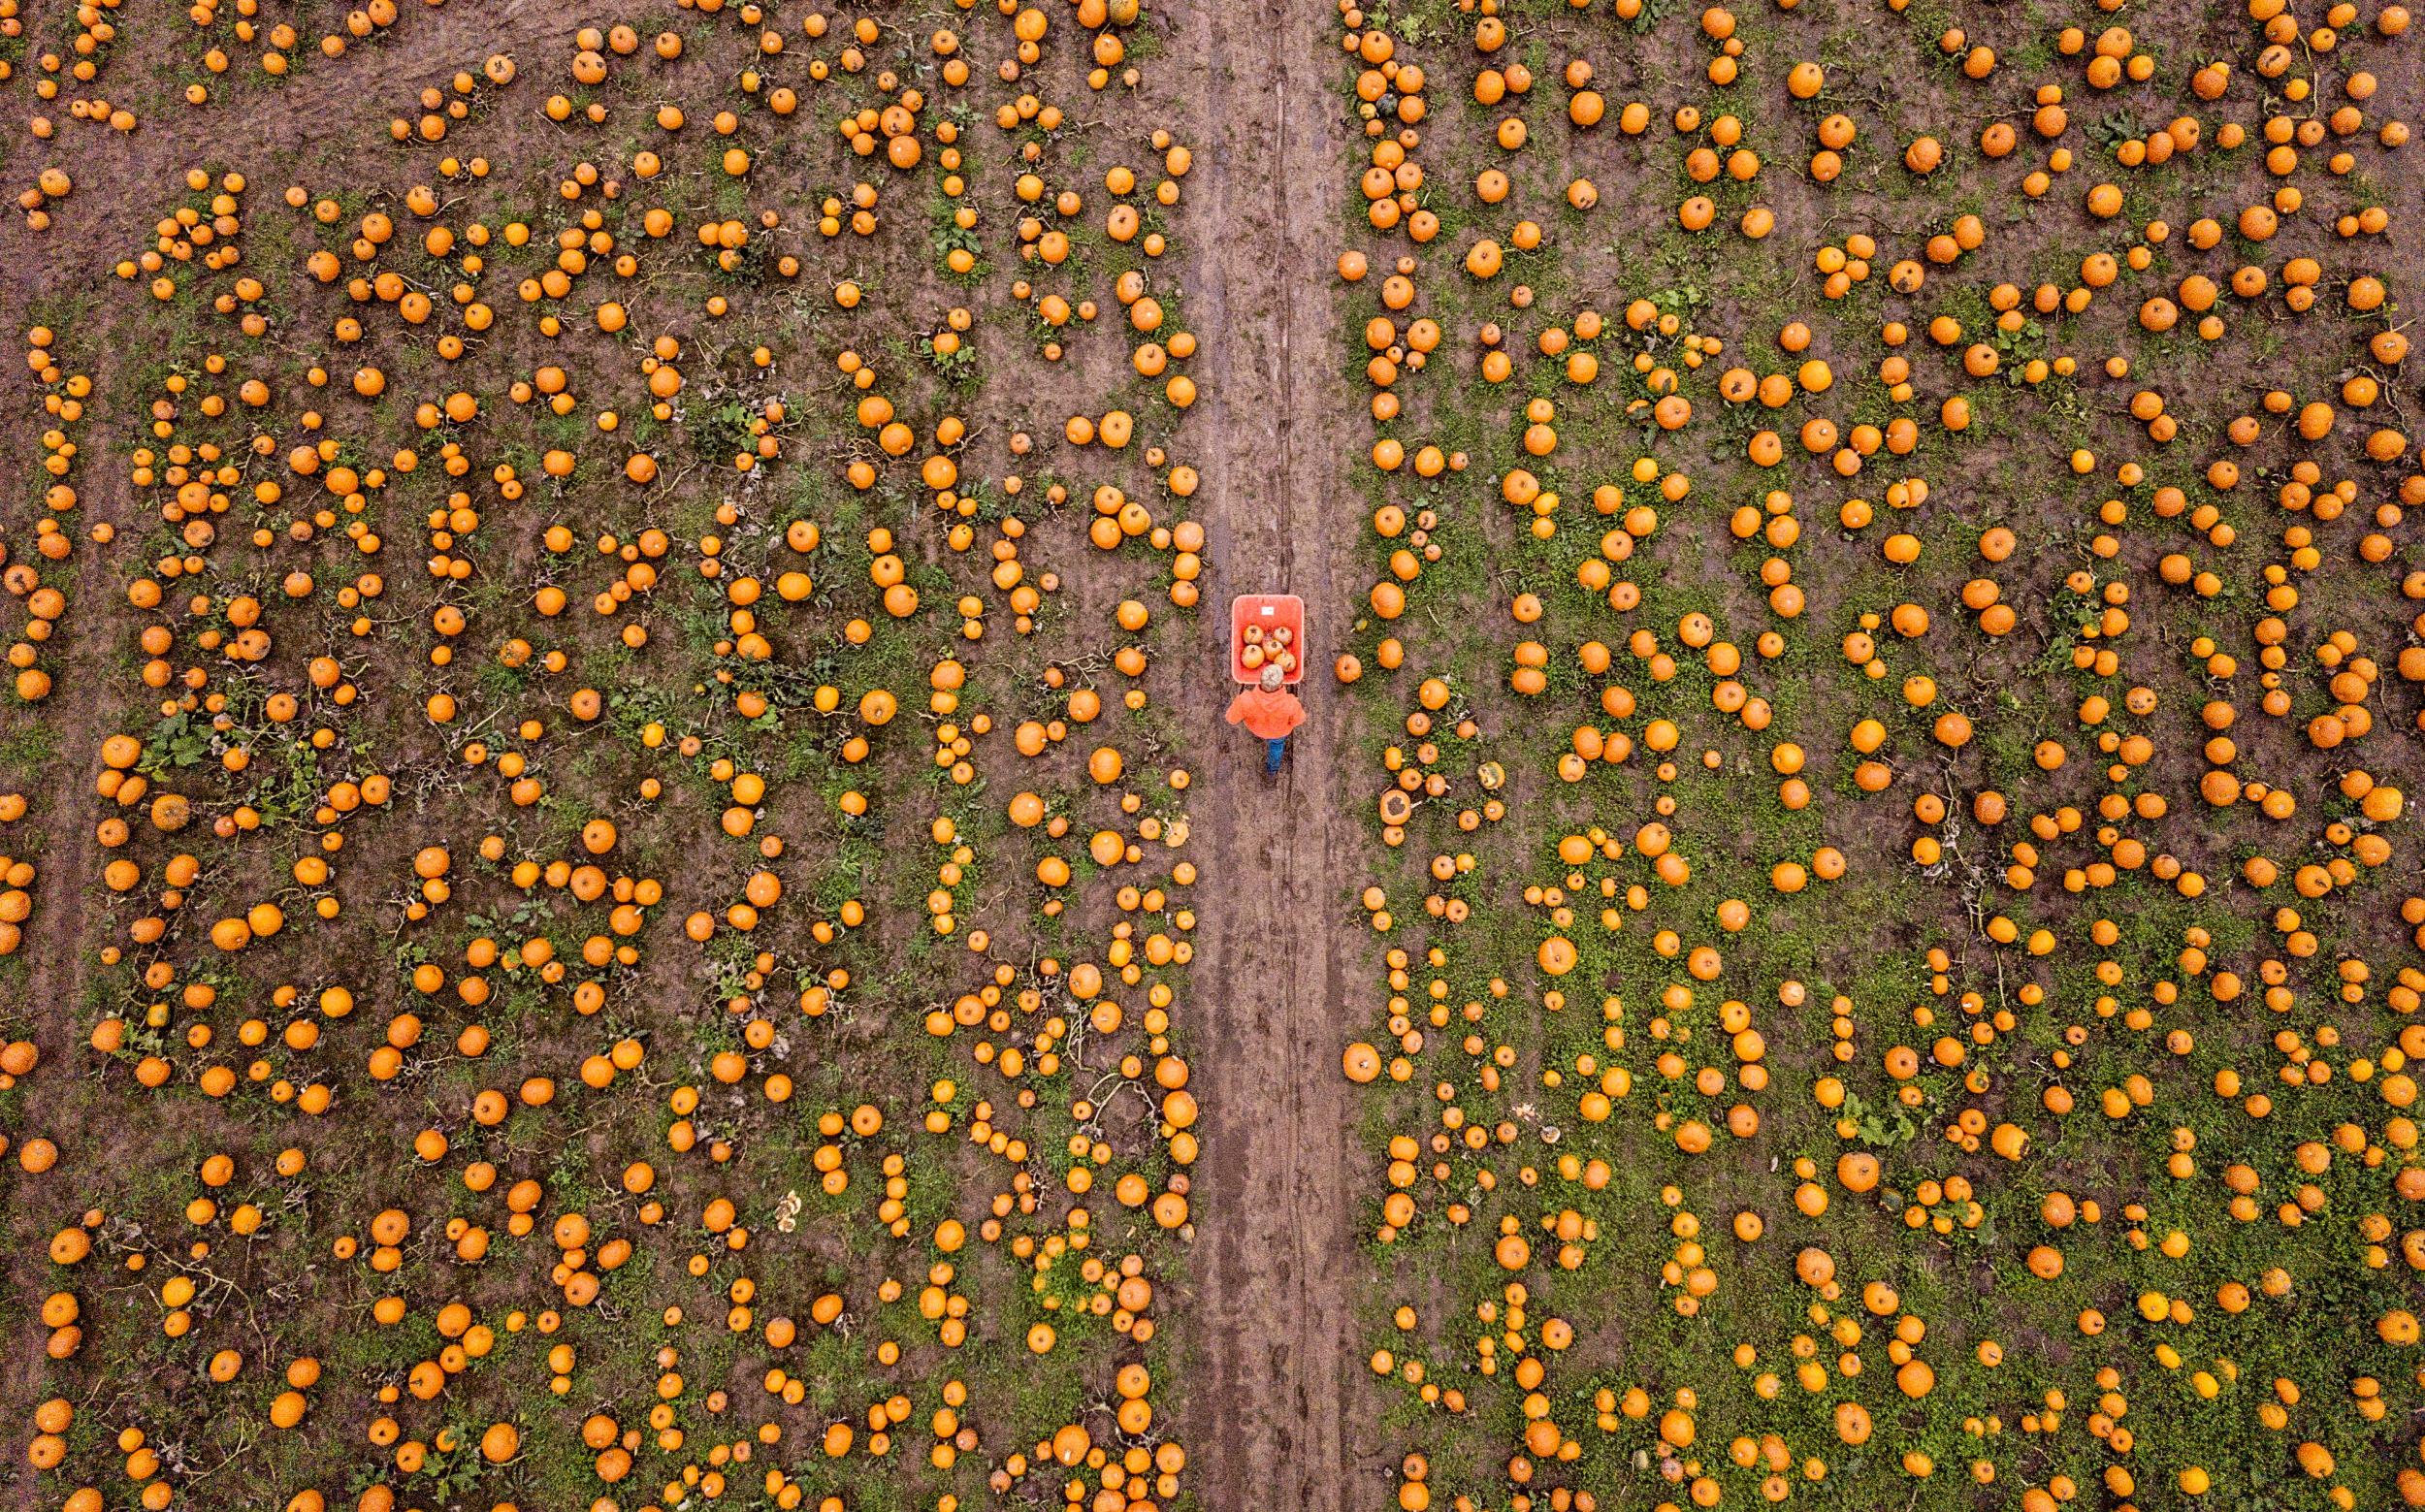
[{"left": 1162, "top": 1, "right": 1387, "bottom": 1506}]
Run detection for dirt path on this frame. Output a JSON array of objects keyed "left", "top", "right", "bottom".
[{"left": 1170, "top": 1, "right": 1376, "bottom": 1505}]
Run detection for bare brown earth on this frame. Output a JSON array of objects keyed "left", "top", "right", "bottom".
[{"left": 1165, "top": 1, "right": 1381, "bottom": 1507}]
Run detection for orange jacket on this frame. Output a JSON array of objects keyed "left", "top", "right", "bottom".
[{"left": 1225, "top": 687, "right": 1305, "bottom": 740}]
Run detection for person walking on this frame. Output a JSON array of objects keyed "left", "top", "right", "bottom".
[{"left": 1225, "top": 663, "right": 1306, "bottom": 780}]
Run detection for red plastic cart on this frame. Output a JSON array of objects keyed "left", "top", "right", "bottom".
[{"left": 1229, "top": 593, "right": 1306, "bottom": 684}]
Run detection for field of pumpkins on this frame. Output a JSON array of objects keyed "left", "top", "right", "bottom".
[{"left": 0, "top": 0, "right": 2423, "bottom": 1510}]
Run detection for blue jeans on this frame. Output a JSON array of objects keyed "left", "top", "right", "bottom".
[{"left": 1263, "top": 738, "right": 1287, "bottom": 775}]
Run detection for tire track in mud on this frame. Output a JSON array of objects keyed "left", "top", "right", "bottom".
[{"left": 1171, "top": 0, "right": 1373, "bottom": 1506}]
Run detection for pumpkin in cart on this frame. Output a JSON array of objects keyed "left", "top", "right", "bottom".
[{"left": 1266, "top": 625, "right": 1297, "bottom": 672}]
